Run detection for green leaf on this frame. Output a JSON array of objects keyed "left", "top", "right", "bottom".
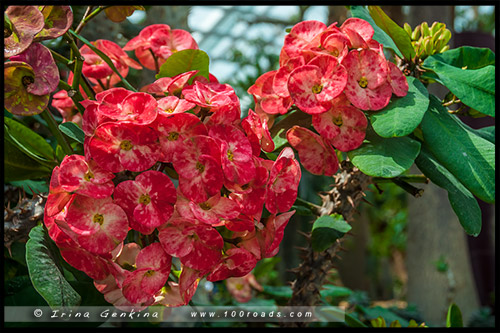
[
  {"left": 431, "top": 46, "right": 495, "bottom": 70},
  {"left": 415, "top": 146, "right": 482, "bottom": 236},
  {"left": 320, "top": 284, "right": 353, "bottom": 299},
  {"left": 262, "top": 285, "right": 292, "bottom": 298},
  {"left": 25, "top": 225, "right": 81, "bottom": 309},
  {"left": 9, "top": 179, "right": 49, "bottom": 196},
  {"left": 357, "top": 305, "right": 410, "bottom": 327},
  {"left": 4, "top": 138, "right": 53, "bottom": 181},
  {"left": 446, "top": 303, "right": 463, "bottom": 327},
  {"left": 349, "top": 6, "right": 403, "bottom": 58},
  {"left": 370, "top": 76, "right": 429, "bottom": 137},
  {"left": 472, "top": 126, "right": 495, "bottom": 144},
  {"left": 311, "top": 214, "right": 351, "bottom": 252},
  {"left": 367, "top": 6, "right": 416, "bottom": 60},
  {"left": 157, "top": 49, "right": 210, "bottom": 82},
  {"left": 4, "top": 116, "right": 56, "bottom": 163},
  {"left": 420, "top": 96, "right": 495, "bottom": 203},
  {"left": 343, "top": 312, "right": 368, "bottom": 327},
  {"left": 422, "top": 48, "right": 495, "bottom": 117},
  {"left": 347, "top": 131, "right": 421, "bottom": 178},
  {"left": 59, "top": 121, "right": 85, "bottom": 144}
]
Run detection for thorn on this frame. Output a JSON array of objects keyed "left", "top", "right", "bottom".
[
  {"left": 361, "top": 197, "right": 374, "bottom": 207},
  {"left": 294, "top": 245, "right": 308, "bottom": 251},
  {"left": 297, "top": 230, "right": 311, "bottom": 239},
  {"left": 347, "top": 195, "right": 355, "bottom": 208}
]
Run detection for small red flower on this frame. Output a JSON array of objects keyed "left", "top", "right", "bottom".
[
  {"left": 286, "top": 125, "right": 339, "bottom": 176},
  {"left": 312, "top": 104, "right": 368, "bottom": 152},
  {"left": 57, "top": 154, "right": 115, "bottom": 198},
  {"left": 265, "top": 147, "right": 301, "bottom": 214},
  {"left": 98, "top": 89, "right": 158, "bottom": 125},
  {"left": 247, "top": 70, "right": 292, "bottom": 115},
  {"left": 176, "top": 192, "right": 241, "bottom": 225},
  {"left": 64, "top": 195, "right": 129, "bottom": 255},
  {"left": 173, "top": 135, "right": 223, "bottom": 203},
  {"left": 158, "top": 218, "right": 224, "bottom": 271},
  {"left": 206, "top": 248, "right": 258, "bottom": 282},
  {"left": 114, "top": 170, "right": 177, "bottom": 235},
  {"left": 122, "top": 243, "right": 172, "bottom": 305},
  {"left": 241, "top": 109, "right": 275, "bottom": 156},
  {"left": 209, "top": 124, "right": 256, "bottom": 185},
  {"left": 89, "top": 122, "right": 160, "bottom": 173},
  {"left": 153, "top": 112, "right": 208, "bottom": 163},
  {"left": 288, "top": 54, "right": 347, "bottom": 114},
  {"left": 342, "top": 48, "right": 392, "bottom": 111}
]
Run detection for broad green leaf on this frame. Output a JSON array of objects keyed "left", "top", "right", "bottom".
[
  {"left": 59, "top": 121, "right": 85, "bottom": 144},
  {"left": 367, "top": 6, "right": 416, "bottom": 60},
  {"left": 349, "top": 6, "right": 403, "bottom": 58},
  {"left": 415, "top": 146, "right": 482, "bottom": 236},
  {"left": 370, "top": 76, "right": 429, "bottom": 137},
  {"left": 347, "top": 132, "right": 421, "bottom": 178},
  {"left": 311, "top": 214, "right": 351, "bottom": 252},
  {"left": 4, "top": 116, "right": 56, "bottom": 163},
  {"left": 422, "top": 48, "right": 495, "bottom": 117},
  {"left": 420, "top": 96, "right": 495, "bottom": 203},
  {"left": 157, "top": 49, "right": 209, "bottom": 81},
  {"left": 472, "top": 126, "right": 495, "bottom": 144},
  {"left": 25, "top": 225, "right": 81, "bottom": 309},
  {"left": 4, "top": 139, "right": 53, "bottom": 181},
  {"left": 431, "top": 46, "right": 495, "bottom": 70},
  {"left": 446, "top": 303, "right": 463, "bottom": 328},
  {"left": 9, "top": 179, "right": 49, "bottom": 196}
]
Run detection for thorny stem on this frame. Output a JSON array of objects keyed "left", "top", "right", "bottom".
[
  {"left": 40, "top": 109, "right": 73, "bottom": 156},
  {"left": 282, "top": 161, "right": 372, "bottom": 328}
]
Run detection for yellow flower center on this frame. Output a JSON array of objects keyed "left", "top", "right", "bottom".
[
  {"left": 358, "top": 76, "right": 368, "bottom": 88},
  {"left": 139, "top": 194, "right": 151, "bottom": 205},
  {"left": 227, "top": 149, "right": 234, "bottom": 161},
  {"left": 167, "top": 132, "right": 179, "bottom": 141},
  {"left": 332, "top": 116, "right": 343, "bottom": 126},
  {"left": 120, "top": 140, "right": 133, "bottom": 151},
  {"left": 196, "top": 161, "right": 205, "bottom": 173},
  {"left": 199, "top": 202, "right": 212, "bottom": 211},
  {"left": 93, "top": 213, "right": 104, "bottom": 225},
  {"left": 83, "top": 170, "right": 94, "bottom": 181},
  {"left": 312, "top": 84, "right": 323, "bottom": 94},
  {"left": 144, "top": 269, "right": 156, "bottom": 277},
  {"left": 331, "top": 49, "right": 339, "bottom": 57}
]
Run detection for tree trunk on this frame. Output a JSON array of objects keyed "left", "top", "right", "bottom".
[{"left": 405, "top": 7, "right": 481, "bottom": 326}]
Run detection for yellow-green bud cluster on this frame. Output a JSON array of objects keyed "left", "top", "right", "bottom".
[{"left": 404, "top": 21, "right": 452, "bottom": 60}]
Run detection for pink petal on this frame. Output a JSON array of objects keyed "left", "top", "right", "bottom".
[{"left": 286, "top": 126, "right": 339, "bottom": 176}]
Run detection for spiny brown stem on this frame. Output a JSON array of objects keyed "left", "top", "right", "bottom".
[{"left": 281, "top": 160, "right": 372, "bottom": 328}]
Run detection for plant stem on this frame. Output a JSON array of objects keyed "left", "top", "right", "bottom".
[
  {"left": 373, "top": 174, "right": 429, "bottom": 184},
  {"left": 75, "top": 6, "right": 107, "bottom": 34},
  {"left": 40, "top": 109, "right": 73, "bottom": 156},
  {"left": 58, "top": 80, "right": 86, "bottom": 114},
  {"left": 293, "top": 197, "right": 321, "bottom": 215}
]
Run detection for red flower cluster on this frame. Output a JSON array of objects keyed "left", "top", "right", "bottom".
[
  {"left": 44, "top": 25, "right": 300, "bottom": 309},
  {"left": 248, "top": 19, "right": 409, "bottom": 176}
]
